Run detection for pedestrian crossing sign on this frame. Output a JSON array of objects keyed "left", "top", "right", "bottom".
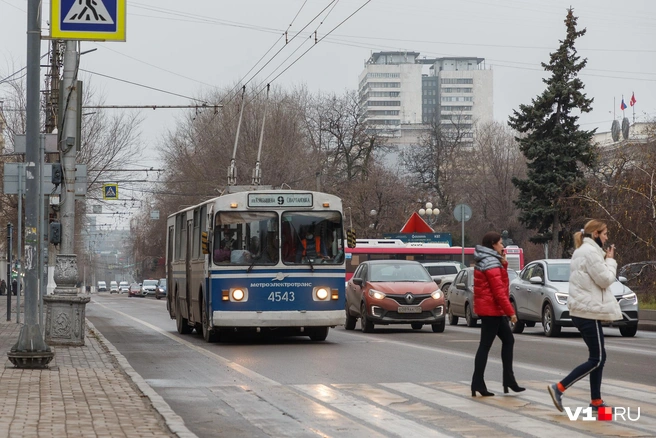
[
  {"left": 103, "top": 183, "right": 119, "bottom": 200},
  {"left": 51, "top": 0, "right": 126, "bottom": 41}
]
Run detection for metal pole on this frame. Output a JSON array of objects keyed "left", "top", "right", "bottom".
[
  {"left": 39, "top": 134, "right": 45, "bottom": 328},
  {"left": 43, "top": 39, "right": 89, "bottom": 347},
  {"left": 60, "top": 41, "right": 78, "bottom": 258},
  {"left": 8, "top": 0, "right": 53, "bottom": 368},
  {"left": 461, "top": 209, "right": 465, "bottom": 266},
  {"left": 6, "top": 224, "right": 12, "bottom": 321},
  {"left": 16, "top": 164, "right": 22, "bottom": 324}
]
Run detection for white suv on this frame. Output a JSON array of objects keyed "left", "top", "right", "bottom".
[
  {"left": 421, "top": 261, "right": 466, "bottom": 291},
  {"left": 141, "top": 279, "right": 158, "bottom": 296}
]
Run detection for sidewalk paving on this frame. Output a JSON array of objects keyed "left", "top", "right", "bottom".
[{"left": 0, "top": 297, "right": 196, "bottom": 438}]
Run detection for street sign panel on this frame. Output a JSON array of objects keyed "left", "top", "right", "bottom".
[
  {"left": 3, "top": 163, "right": 87, "bottom": 197},
  {"left": 103, "top": 183, "right": 118, "bottom": 200},
  {"left": 453, "top": 204, "right": 472, "bottom": 222},
  {"left": 51, "top": 0, "right": 126, "bottom": 41}
]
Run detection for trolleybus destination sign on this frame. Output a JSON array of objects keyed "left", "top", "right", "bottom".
[{"left": 248, "top": 193, "right": 313, "bottom": 207}]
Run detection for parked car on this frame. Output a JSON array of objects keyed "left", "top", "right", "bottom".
[
  {"left": 445, "top": 267, "right": 478, "bottom": 327},
  {"left": 510, "top": 259, "right": 639, "bottom": 337},
  {"left": 141, "top": 279, "right": 158, "bottom": 296},
  {"left": 155, "top": 278, "right": 167, "bottom": 300},
  {"left": 446, "top": 268, "right": 518, "bottom": 327},
  {"left": 128, "top": 283, "right": 145, "bottom": 298},
  {"left": 118, "top": 281, "right": 129, "bottom": 294},
  {"left": 109, "top": 281, "right": 119, "bottom": 294},
  {"left": 421, "top": 261, "right": 465, "bottom": 290},
  {"left": 345, "top": 260, "right": 446, "bottom": 333},
  {"left": 97, "top": 281, "right": 107, "bottom": 292}
]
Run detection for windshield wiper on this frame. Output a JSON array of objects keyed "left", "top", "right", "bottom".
[{"left": 306, "top": 257, "right": 315, "bottom": 272}]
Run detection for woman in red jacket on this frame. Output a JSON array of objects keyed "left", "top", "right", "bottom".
[{"left": 471, "top": 231, "right": 525, "bottom": 397}]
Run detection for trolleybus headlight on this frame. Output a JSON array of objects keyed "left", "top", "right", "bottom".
[
  {"left": 230, "top": 288, "right": 248, "bottom": 302},
  {"left": 313, "top": 287, "right": 330, "bottom": 301},
  {"left": 368, "top": 289, "right": 386, "bottom": 300},
  {"left": 431, "top": 289, "right": 443, "bottom": 300}
]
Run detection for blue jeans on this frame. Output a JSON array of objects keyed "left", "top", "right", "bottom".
[{"left": 560, "top": 317, "right": 606, "bottom": 400}]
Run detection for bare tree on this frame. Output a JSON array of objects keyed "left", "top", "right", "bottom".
[
  {"left": 401, "top": 116, "right": 468, "bottom": 215},
  {"left": 303, "top": 90, "right": 387, "bottom": 187},
  {"left": 572, "top": 122, "right": 656, "bottom": 263},
  {"left": 457, "top": 122, "right": 527, "bottom": 242}
]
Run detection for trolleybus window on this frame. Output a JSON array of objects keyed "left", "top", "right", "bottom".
[
  {"left": 281, "top": 211, "right": 344, "bottom": 265},
  {"left": 213, "top": 212, "right": 279, "bottom": 265}
]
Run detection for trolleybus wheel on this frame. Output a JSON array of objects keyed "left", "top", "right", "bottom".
[
  {"left": 309, "top": 327, "right": 329, "bottom": 341},
  {"left": 176, "top": 296, "right": 192, "bottom": 335},
  {"left": 202, "top": 297, "right": 219, "bottom": 343}
]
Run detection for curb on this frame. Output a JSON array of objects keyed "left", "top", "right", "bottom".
[{"left": 86, "top": 320, "right": 198, "bottom": 438}]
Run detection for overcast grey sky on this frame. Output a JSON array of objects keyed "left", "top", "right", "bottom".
[{"left": 2, "top": 0, "right": 655, "bottom": 165}]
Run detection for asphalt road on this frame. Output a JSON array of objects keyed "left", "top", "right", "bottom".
[{"left": 87, "top": 293, "right": 656, "bottom": 438}]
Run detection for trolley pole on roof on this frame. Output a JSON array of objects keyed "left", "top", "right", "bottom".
[
  {"left": 7, "top": 0, "right": 54, "bottom": 368},
  {"left": 252, "top": 84, "right": 270, "bottom": 186},
  {"left": 228, "top": 86, "right": 246, "bottom": 186}
]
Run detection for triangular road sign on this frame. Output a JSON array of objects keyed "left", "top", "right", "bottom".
[
  {"left": 64, "top": 0, "right": 114, "bottom": 24},
  {"left": 399, "top": 212, "right": 434, "bottom": 233}
]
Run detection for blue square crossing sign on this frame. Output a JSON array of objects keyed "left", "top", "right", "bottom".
[
  {"left": 51, "top": 0, "right": 126, "bottom": 41},
  {"left": 103, "top": 183, "right": 119, "bottom": 200}
]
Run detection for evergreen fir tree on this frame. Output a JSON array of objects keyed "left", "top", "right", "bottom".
[{"left": 508, "top": 8, "right": 595, "bottom": 256}]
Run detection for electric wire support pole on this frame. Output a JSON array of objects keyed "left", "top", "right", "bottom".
[
  {"left": 7, "top": 0, "right": 54, "bottom": 368},
  {"left": 43, "top": 40, "right": 90, "bottom": 347}
]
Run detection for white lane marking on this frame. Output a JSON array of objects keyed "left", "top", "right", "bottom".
[
  {"left": 295, "top": 384, "right": 450, "bottom": 438},
  {"left": 383, "top": 382, "right": 591, "bottom": 437},
  {"left": 90, "top": 299, "right": 281, "bottom": 386},
  {"left": 211, "top": 385, "right": 387, "bottom": 438}
]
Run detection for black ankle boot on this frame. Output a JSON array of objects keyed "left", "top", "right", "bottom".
[{"left": 503, "top": 383, "right": 526, "bottom": 394}]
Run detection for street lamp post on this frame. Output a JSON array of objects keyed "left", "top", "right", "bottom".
[{"left": 418, "top": 202, "right": 440, "bottom": 226}]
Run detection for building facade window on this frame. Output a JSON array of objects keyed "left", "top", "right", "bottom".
[
  {"left": 367, "top": 101, "right": 401, "bottom": 106},
  {"left": 440, "top": 78, "right": 474, "bottom": 84},
  {"left": 442, "top": 87, "right": 473, "bottom": 93},
  {"left": 368, "top": 82, "right": 401, "bottom": 88}
]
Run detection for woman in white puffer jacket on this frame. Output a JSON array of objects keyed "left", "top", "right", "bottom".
[{"left": 548, "top": 219, "right": 622, "bottom": 414}]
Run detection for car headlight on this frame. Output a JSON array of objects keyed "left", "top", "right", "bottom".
[
  {"left": 621, "top": 292, "right": 637, "bottom": 304},
  {"left": 555, "top": 293, "right": 568, "bottom": 305},
  {"left": 368, "top": 289, "right": 386, "bottom": 300},
  {"left": 431, "top": 289, "right": 443, "bottom": 300}
]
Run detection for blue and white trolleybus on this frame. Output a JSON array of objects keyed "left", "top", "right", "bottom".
[{"left": 166, "top": 190, "right": 346, "bottom": 342}]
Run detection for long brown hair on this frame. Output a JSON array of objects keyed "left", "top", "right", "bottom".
[{"left": 573, "top": 219, "right": 607, "bottom": 249}]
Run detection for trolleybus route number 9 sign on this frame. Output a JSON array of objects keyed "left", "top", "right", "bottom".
[{"left": 248, "top": 193, "right": 313, "bottom": 207}]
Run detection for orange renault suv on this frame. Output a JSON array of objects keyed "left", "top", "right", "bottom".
[{"left": 345, "top": 260, "right": 446, "bottom": 333}]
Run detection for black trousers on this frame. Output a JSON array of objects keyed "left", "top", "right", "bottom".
[
  {"left": 472, "top": 316, "right": 517, "bottom": 388},
  {"left": 560, "top": 317, "right": 606, "bottom": 400}
]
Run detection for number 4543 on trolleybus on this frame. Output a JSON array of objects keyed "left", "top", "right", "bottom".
[{"left": 166, "top": 190, "right": 346, "bottom": 342}]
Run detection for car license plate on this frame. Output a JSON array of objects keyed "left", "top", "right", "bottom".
[{"left": 397, "top": 305, "right": 421, "bottom": 314}]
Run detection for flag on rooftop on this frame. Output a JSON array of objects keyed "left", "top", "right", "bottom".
[
  {"left": 630, "top": 92, "right": 637, "bottom": 107},
  {"left": 620, "top": 99, "right": 627, "bottom": 111}
]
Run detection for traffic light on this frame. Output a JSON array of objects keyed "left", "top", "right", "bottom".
[
  {"left": 50, "top": 222, "right": 61, "bottom": 245},
  {"left": 51, "top": 163, "right": 62, "bottom": 185},
  {"left": 201, "top": 231, "right": 210, "bottom": 254},
  {"left": 346, "top": 228, "right": 356, "bottom": 248}
]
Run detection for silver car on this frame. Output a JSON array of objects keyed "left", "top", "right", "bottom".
[
  {"left": 510, "top": 259, "right": 639, "bottom": 337},
  {"left": 446, "top": 267, "right": 518, "bottom": 327}
]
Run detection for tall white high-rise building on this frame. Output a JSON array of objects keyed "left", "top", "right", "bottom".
[{"left": 358, "top": 51, "right": 493, "bottom": 144}]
